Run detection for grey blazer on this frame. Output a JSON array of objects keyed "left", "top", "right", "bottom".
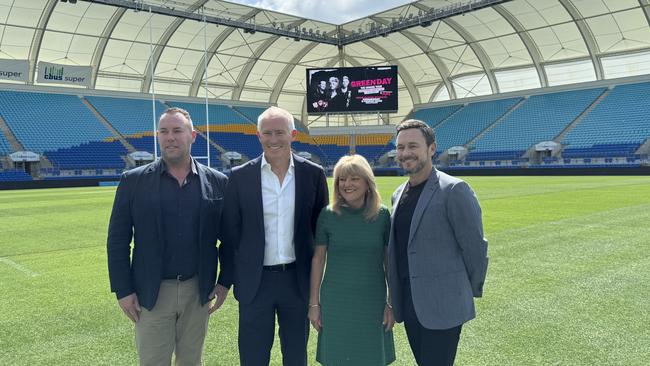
[{"left": 387, "top": 169, "right": 488, "bottom": 330}]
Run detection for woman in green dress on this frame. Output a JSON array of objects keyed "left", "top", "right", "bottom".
[{"left": 309, "top": 154, "right": 396, "bottom": 365}]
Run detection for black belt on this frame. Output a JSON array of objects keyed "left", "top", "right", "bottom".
[
  {"left": 163, "top": 274, "right": 195, "bottom": 282},
  {"left": 263, "top": 262, "right": 296, "bottom": 272}
]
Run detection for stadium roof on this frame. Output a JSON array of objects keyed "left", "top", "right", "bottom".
[{"left": 1, "top": 0, "right": 650, "bottom": 127}]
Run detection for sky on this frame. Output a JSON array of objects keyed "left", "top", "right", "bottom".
[{"left": 228, "top": 0, "right": 413, "bottom": 24}]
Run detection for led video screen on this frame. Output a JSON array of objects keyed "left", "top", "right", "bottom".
[{"left": 306, "top": 66, "right": 398, "bottom": 114}]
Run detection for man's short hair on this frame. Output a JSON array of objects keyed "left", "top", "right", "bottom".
[
  {"left": 396, "top": 119, "right": 436, "bottom": 146},
  {"left": 257, "top": 106, "right": 296, "bottom": 132},
  {"left": 160, "top": 107, "right": 194, "bottom": 131}
]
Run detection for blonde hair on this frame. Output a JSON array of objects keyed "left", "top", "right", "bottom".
[{"left": 332, "top": 154, "right": 382, "bottom": 221}]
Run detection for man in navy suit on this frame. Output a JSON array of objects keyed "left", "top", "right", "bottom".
[
  {"left": 220, "top": 106, "right": 328, "bottom": 366},
  {"left": 107, "top": 108, "right": 230, "bottom": 365}
]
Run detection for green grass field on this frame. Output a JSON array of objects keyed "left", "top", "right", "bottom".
[{"left": 1, "top": 175, "right": 650, "bottom": 365}]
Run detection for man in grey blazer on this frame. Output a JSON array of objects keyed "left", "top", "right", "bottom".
[{"left": 388, "top": 119, "right": 488, "bottom": 366}]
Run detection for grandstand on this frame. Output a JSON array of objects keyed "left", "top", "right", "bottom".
[
  {"left": 0, "top": 91, "right": 113, "bottom": 153},
  {"left": 469, "top": 88, "right": 606, "bottom": 160},
  {"left": 561, "top": 82, "right": 650, "bottom": 159},
  {"left": 432, "top": 97, "right": 522, "bottom": 153},
  {"left": 410, "top": 79, "right": 650, "bottom": 169},
  {"left": 1, "top": 77, "right": 649, "bottom": 185},
  {"left": 84, "top": 96, "right": 167, "bottom": 136},
  {"left": 1, "top": 0, "right": 649, "bottom": 187}
]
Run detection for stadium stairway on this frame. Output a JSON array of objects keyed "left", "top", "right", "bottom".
[
  {"left": 0, "top": 113, "right": 23, "bottom": 152},
  {"left": 0, "top": 113, "right": 54, "bottom": 177},
  {"left": 553, "top": 88, "right": 611, "bottom": 144},
  {"left": 195, "top": 129, "right": 227, "bottom": 155},
  {"left": 439, "top": 105, "right": 466, "bottom": 128},
  {"left": 636, "top": 138, "right": 650, "bottom": 156},
  {"left": 434, "top": 97, "right": 523, "bottom": 156},
  {"left": 0, "top": 156, "right": 12, "bottom": 170},
  {"left": 412, "top": 103, "right": 464, "bottom": 129},
  {"left": 85, "top": 95, "right": 167, "bottom": 136},
  {"left": 230, "top": 106, "right": 259, "bottom": 125},
  {"left": 464, "top": 98, "right": 527, "bottom": 148},
  {"left": 80, "top": 96, "right": 135, "bottom": 153},
  {"left": 558, "top": 82, "right": 650, "bottom": 161},
  {"left": 437, "top": 98, "right": 525, "bottom": 163},
  {"left": 506, "top": 88, "right": 607, "bottom": 164}
]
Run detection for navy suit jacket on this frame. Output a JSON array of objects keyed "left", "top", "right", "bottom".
[
  {"left": 220, "top": 154, "right": 328, "bottom": 305},
  {"left": 107, "top": 158, "right": 229, "bottom": 311}
]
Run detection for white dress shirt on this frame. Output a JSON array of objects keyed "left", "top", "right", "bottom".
[{"left": 261, "top": 154, "right": 296, "bottom": 265}]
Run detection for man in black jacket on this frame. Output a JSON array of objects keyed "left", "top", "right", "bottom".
[
  {"left": 107, "top": 107, "right": 230, "bottom": 365},
  {"left": 220, "top": 106, "right": 328, "bottom": 365}
]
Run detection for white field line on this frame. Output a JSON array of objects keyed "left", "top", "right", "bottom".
[{"left": 0, "top": 257, "right": 40, "bottom": 277}]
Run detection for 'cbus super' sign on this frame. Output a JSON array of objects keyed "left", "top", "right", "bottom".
[
  {"left": 0, "top": 59, "right": 29, "bottom": 82},
  {"left": 37, "top": 61, "right": 91, "bottom": 87}
]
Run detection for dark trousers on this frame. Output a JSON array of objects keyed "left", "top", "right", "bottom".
[
  {"left": 402, "top": 278, "right": 463, "bottom": 366},
  {"left": 238, "top": 268, "right": 308, "bottom": 366}
]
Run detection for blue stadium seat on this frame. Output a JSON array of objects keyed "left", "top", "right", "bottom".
[
  {"left": 192, "top": 134, "right": 222, "bottom": 168},
  {"left": 292, "top": 141, "right": 327, "bottom": 164},
  {"left": 317, "top": 145, "right": 350, "bottom": 167},
  {"left": 45, "top": 141, "right": 128, "bottom": 169},
  {"left": 232, "top": 106, "right": 267, "bottom": 124},
  {"left": 412, "top": 104, "right": 463, "bottom": 128},
  {"left": 3, "top": 83, "right": 648, "bottom": 178},
  {"left": 0, "top": 91, "right": 112, "bottom": 153},
  {"left": 465, "top": 150, "right": 524, "bottom": 161},
  {"left": 562, "top": 82, "right": 650, "bottom": 152},
  {"left": 0, "top": 169, "right": 32, "bottom": 182},
  {"left": 355, "top": 143, "right": 395, "bottom": 165},
  {"left": 166, "top": 101, "right": 251, "bottom": 125},
  {"left": 85, "top": 96, "right": 167, "bottom": 136},
  {"left": 562, "top": 143, "right": 641, "bottom": 159},
  {"left": 432, "top": 98, "right": 521, "bottom": 152},
  {"left": 211, "top": 132, "right": 262, "bottom": 160},
  {"left": 471, "top": 88, "right": 604, "bottom": 153}
]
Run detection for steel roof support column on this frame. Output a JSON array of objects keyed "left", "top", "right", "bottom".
[
  {"left": 559, "top": 0, "right": 603, "bottom": 80},
  {"left": 28, "top": 0, "right": 58, "bottom": 84},
  {"left": 493, "top": 4, "right": 548, "bottom": 87},
  {"left": 444, "top": 18, "right": 499, "bottom": 94}
]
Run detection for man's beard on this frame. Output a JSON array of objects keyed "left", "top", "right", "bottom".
[{"left": 400, "top": 156, "right": 426, "bottom": 175}]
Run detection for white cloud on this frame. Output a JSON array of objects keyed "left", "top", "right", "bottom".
[{"left": 230, "top": 0, "right": 411, "bottom": 24}]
